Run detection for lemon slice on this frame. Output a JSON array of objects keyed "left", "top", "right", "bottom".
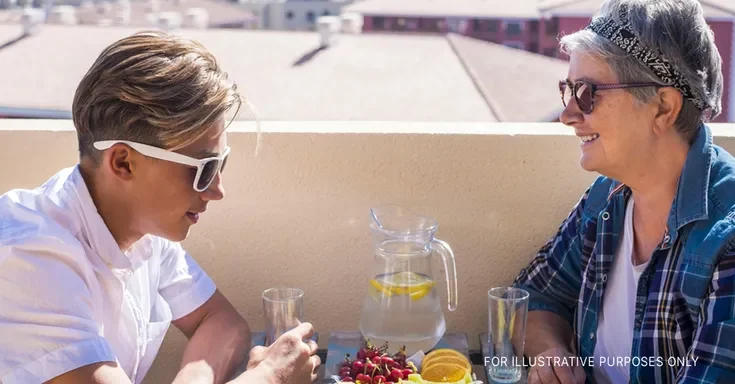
[{"left": 372, "top": 272, "right": 436, "bottom": 294}]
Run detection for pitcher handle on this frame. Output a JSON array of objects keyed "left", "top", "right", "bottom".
[{"left": 432, "top": 238, "right": 458, "bottom": 311}]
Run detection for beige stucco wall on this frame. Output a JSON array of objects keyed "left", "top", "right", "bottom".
[{"left": 1, "top": 120, "right": 734, "bottom": 383}]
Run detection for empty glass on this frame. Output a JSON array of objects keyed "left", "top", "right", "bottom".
[
  {"left": 262, "top": 288, "right": 304, "bottom": 346},
  {"left": 486, "top": 287, "right": 529, "bottom": 383}
]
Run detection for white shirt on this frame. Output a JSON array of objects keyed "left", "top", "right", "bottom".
[
  {"left": 593, "top": 197, "right": 649, "bottom": 384},
  {"left": 0, "top": 166, "right": 217, "bottom": 384}
]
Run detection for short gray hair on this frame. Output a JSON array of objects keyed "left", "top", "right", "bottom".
[{"left": 559, "top": 0, "right": 723, "bottom": 141}]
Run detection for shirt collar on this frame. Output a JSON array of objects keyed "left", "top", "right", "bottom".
[
  {"left": 608, "top": 123, "right": 713, "bottom": 232},
  {"left": 67, "top": 165, "right": 135, "bottom": 270},
  {"left": 669, "top": 123, "right": 712, "bottom": 230}
]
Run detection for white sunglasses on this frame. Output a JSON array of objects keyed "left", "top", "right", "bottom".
[{"left": 93, "top": 140, "right": 231, "bottom": 192}]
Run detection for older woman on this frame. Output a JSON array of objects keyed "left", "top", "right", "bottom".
[{"left": 512, "top": 0, "right": 735, "bottom": 383}]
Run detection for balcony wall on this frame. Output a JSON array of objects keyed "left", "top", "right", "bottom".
[{"left": 2, "top": 120, "right": 735, "bottom": 383}]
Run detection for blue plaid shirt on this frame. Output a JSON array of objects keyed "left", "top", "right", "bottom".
[{"left": 513, "top": 124, "right": 735, "bottom": 384}]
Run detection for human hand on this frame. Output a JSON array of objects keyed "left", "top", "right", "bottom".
[
  {"left": 527, "top": 347, "right": 586, "bottom": 384},
  {"left": 244, "top": 322, "right": 321, "bottom": 384}
]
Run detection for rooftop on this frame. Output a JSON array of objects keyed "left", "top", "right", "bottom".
[
  {"left": 0, "top": 0, "right": 257, "bottom": 27},
  {"left": 342, "top": 0, "right": 542, "bottom": 19},
  {"left": 344, "top": 0, "right": 735, "bottom": 19},
  {"left": 0, "top": 24, "right": 570, "bottom": 122},
  {"left": 538, "top": 0, "right": 735, "bottom": 18}
]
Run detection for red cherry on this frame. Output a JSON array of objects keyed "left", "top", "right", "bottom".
[
  {"left": 389, "top": 368, "right": 404, "bottom": 381},
  {"left": 380, "top": 356, "right": 395, "bottom": 366},
  {"left": 352, "top": 360, "right": 365, "bottom": 373},
  {"left": 402, "top": 368, "right": 413, "bottom": 377},
  {"left": 372, "top": 356, "right": 382, "bottom": 364},
  {"left": 356, "top": 373, "right": 372, "bottom": 384},
  {"left": 373, "top": 375, "right": 387, "bottom": 384},
  {"left": 341, "top": 376, "right": 354, "bottom": 382},
  {"left": 357, "top": 348, "right": 367, "bottom": 360},
  {"left": 365, "top": 362, "right": 378, "bottom": 374},
  {"left": 340, "top": 367, "right": 352, "bottom": 377}
]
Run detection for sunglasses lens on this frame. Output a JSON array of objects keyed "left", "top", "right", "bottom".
[
  {"left": 559, "top": 82, "right": 570, "bottom": 107},
  {"left": 197, "top": 158, "right": 222, "bottom": 191},
  {"left": 575, "top": 82, "right": 593, "bottom": 113}
]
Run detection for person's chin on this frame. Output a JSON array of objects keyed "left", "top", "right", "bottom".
[
  {"left": 579, "top": 155, "right": 600, "bottom": 173},
  {"left": 161, "top": 222, "right": 193, "bottom": 242}
]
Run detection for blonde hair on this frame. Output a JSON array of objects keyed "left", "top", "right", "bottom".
[{"left": 72, "top": 30, "right": 243, "bottom": 162}]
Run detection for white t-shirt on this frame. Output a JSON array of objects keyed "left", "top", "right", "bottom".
[
  {"left": 593, "top": 197, "right": 649, "bottom": 384},
  {"left": 0, "top": 166, "right": 217, "bottom": 384}
]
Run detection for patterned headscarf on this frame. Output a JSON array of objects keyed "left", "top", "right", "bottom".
[{"left": 585, "top": 4, "right": 710, "bottom": 112}]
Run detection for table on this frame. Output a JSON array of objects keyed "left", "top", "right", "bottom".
[
  {"left": 323, "top": 331, "right": 488, "bottom": 383},
  {"left": 479, "top": 333, "right": 528, "bottom": 384}
]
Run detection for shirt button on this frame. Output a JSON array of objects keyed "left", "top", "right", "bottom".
[
  {"left": 664, "top": 234, "right": 671, "bottom": 243},
  {"left": 590, "top": 332, "right": 595, "bottom": 340},
  {"left": 601, "top": 212, "right": 610, "bottom": 220},
  {"left": 601, "top": 274, "right": 608, "bottom": 283}
]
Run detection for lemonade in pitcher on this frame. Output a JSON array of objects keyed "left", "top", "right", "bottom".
[
  {"left": 360, "top": 271, "right": 446, "bottom": 355},
  {"left": 358, "top": 205, "right": 458, "bottom": 357}
]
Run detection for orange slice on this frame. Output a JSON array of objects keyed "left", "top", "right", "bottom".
[
  {"left": 423, "top": 349, "right": 468, "bottom": 366},
  {"left": 421, "top": 363, "right": 467, "bottom": 383},
  {"left": 422, "top": 356, "right": 471, "bottom": 374}
]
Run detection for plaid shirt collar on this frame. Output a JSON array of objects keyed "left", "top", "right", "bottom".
[{"left": 606, "top": 123, "right": 713, "bottom": 247}]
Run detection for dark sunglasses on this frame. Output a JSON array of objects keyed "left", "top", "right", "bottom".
[{"left": 559, "top": 79, "right": 662, "bottom": 114}]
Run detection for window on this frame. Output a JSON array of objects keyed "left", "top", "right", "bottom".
[
  {"left": 421, "top": 18, "right": 442, "bottom": 32},
  {"left": 472, "top": 20, "right": 497, "bottom": 33},
  {"left": 373, "top": 16, "right": 385, "bottom": 30},
  {"left": 322, "top": 10, "right": 329, "bottom": 16},
  {"left": 529, "top": 20, "right": 539, "bottom": 34},
  {"left": 529, "top": 43, "right": 538, "bottom": 53},
  {"left": 505, "top": 21, "right": 522, "bottom": 35},
  {"left": 306, "top": 11, "right": 315, "bottom": 23},
  {"left": 396, "top": 18, "right": 406, "bottom": 30},
  {"left": 545, "top": 17, "right": 559, "bottom": 36},
  {"left": 286, "top": 11, "right": 294, "bottom": 19},
  {"left": 487, "top": 20, "right": 498, "bottom": 32}
]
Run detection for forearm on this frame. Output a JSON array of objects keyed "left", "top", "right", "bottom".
[
  {"left": 520, "top": 310, "right": 574, "bottom": 358},
  {"left": 173, "top": 311, "right": 252, "bottom": 384}
]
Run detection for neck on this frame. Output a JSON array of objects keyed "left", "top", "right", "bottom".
[
  {"left": 79, "top": 160, "right": 143, "bottom": 251},
  {"left": 618, "top": 135, "right": 690, "bottom": 226}
]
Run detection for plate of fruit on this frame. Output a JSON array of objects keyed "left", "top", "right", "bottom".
[{"left": 333, "top": 341, "right": 478, "bottom": 384}]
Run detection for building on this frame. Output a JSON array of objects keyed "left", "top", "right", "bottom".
[
  {"left": 0, "top": 23, "right": 570, "bottom": 122},
  {"left": 235, "top": 0, "right": 354, "bottom": 31},
  {"left": 343, "top": 0, "right": 735, "bottom": 122},
  {"left": 0, "top": 0, "right": 257, "bottom": 28}
]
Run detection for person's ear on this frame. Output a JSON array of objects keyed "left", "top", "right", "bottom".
[
  {"left": 104, "top": 145, "right": 137, "bottom": 182},
  {"left": 652, "top": 87, "right": 683, "bottom": 135}
]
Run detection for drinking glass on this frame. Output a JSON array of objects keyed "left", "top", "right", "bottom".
[
  {"left": 262, "top": 287, "right": 304, "bottom": 346},
  {"left": 486, "top": 287, "right": 529, "bottom": 383}
]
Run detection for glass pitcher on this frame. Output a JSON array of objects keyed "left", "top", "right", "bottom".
[{"left": 358, "top": 205, "right": 458, "bottom": 356}]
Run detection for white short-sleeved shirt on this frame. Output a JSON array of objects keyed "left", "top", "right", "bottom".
[{"left": 0, "top": 166, "right": 217, "bottom": 384}]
